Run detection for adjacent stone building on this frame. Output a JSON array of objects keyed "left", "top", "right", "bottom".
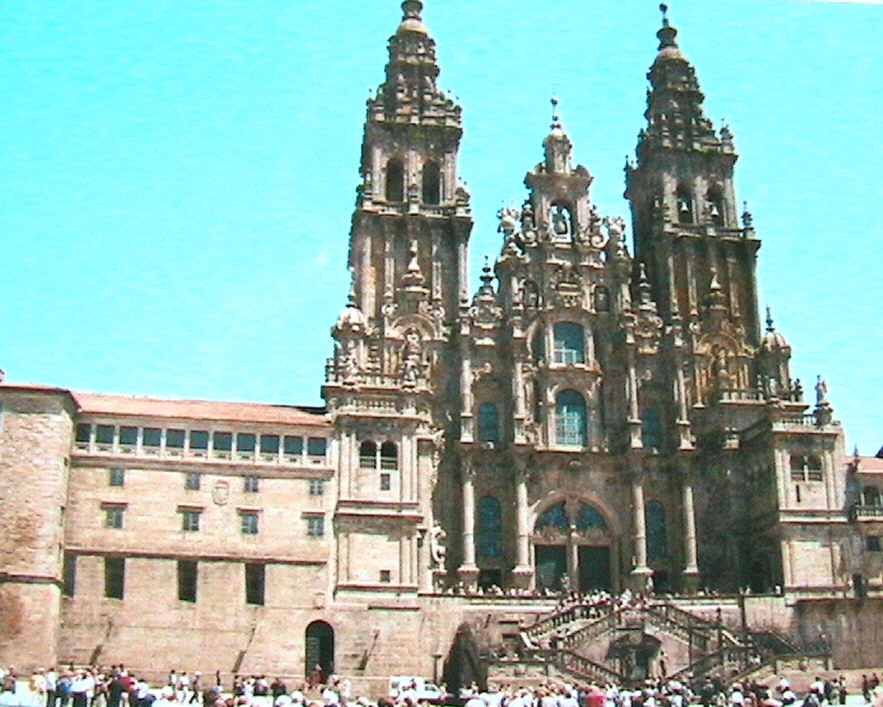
[{"left": 1, "top": 0, "right": 879, "bottom": 691}]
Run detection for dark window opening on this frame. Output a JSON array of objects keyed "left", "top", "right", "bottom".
[
  {"left": 95, "top": 425, "right": 115, "bottom": 445},
  {"left": 142, "top": 428, "right": 162, "bottom": 448},
  {"left": 307, "top": 438, "right": 327, "bottom": 457},
  {"left": 422, "top": 162, "right": 441, "bottom": 205},
  {"left": 236, "top": 433, "right": 256, "bottom": 453},
  {"left": 245, "top": 563, "right": 265, "bottom": 605},
  {"left": 360, "top": 440, "right": 377, "bottom": 468},
  {"left": 63, "top": 553, "right": 76, "bottom": 597},
  {"left": 166, "top": 429, "right": 186, "bottom": 449},
  {"left": 109, "top": 468, "right": 125, "bottom": 487},
  {"left": 260, "top": 435, "right": 280, "bottom": 454},
  {"left": 119, "top": 426, "right": 138, "bottom": 446},
  {"left": 380, "top": 441, "right": 397, "bottom": 469},
  {"left": 284, "top": 436, "right": 304, "bottom": 456},
  {"left": 178, "top": 560, "right": 197, "bottom": 602},
  {"left": 553, "top": 322, "right": 585, "bottom": 364},
  {"left": 213, "top": 431, "right": 233, "bottom": 451},
  {"left": 185, "top": 472, "right": 201, "bottom": 490},
  {"left": 75, "top": 423, "right": 91, "bottom": 444},
  {"left": 105, "top": 557, "right": 125, "bottom": 599},
  {"left": 385, "top": 159, "right": 405, "bottom": 202},
  {"left": 677, "top": 185, "right": 693, "bottom": 224},
  {"left": 478, "top": 403, "right": 499, "bottom": 444},
  {"left": 190, "top": 430, "right": 209, "bottom": 450}
]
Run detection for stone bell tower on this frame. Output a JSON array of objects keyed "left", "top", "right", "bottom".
[
  {"left": 323, "top": 1, "right": 472, "bottom": 596},
  {"left": 625, "top": 5, "right": 763, "bottom": 405}
]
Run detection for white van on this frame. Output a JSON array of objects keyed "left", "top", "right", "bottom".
[{"left": 388, "top": 677, "right": 444, "bottom": 703}]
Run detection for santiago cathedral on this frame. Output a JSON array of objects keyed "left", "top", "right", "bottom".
[{"left": 2, "top": 0, "right": 883, "bottom": 692}]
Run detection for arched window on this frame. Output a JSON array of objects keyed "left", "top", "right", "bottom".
[
  {"left": 594, "top": 286, "right": 610, "bottom": 313},
  {"left": 550, "top": 203, "right": 573, "bottom": 240},
  {"left": 422, "top": 161, "right": 441, "bottom": 205},
  {"left": 641, "top": 408, "right": 662, "bottom": 450},
  {"left": 676, "top": 185, "right": 693, "bottom": 224},
  {"left": 535, "top": 501, "right": 569, "bottom": 533},
  {"left": 707, "top": 185, "right": 725, "bottom": 226},
  {"left": 385, "top": 158, "right": 404, "bottom": 202},
  {"left": 553, "top": 322, "right": 585, "bottom": 365},
  {"left": 645, "top": 500, "right": 668, "bottom": 561},
  {"left": 359, "top": 440, "right": 377, "bottom": 468},
  {"left": 380, "top": 441, "right": 398, "bottom": 470},
  {"left": 556, "top": 390, "right": 587, "bottom": 447},
  {"left": 477, "top": 403, "right": 499, "bottom": 444},
  {"left": 477, "top": 496, "right": 502, "bottom": 558},
  {"left": 576, "top": 502, "right": 607, "bottom": 532}
]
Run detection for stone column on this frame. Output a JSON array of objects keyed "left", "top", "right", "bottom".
[
  {"left": 630, "top": 477, "right": 652, "bottom": 591},
  {"left": 418, "top": 527, "right": 432, "bottom": 593},
  {"left": 513, "top": 362, "right": 527, "bottom": 443},
  {"left": 512, "top": 464, "right": 533, "bottom": 588},
  {"left": 459, "top": 460, "right": 479, "bottom": 590},
  {"left": 627, "top": 350, "right": 642, "bottom": 449},
  {"left": 682, "top": 478, "right": 700, "bottom": 591}
]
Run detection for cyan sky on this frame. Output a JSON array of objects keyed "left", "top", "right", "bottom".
[{"left": 0, "top": 1, "right": 880, "bottom": 453}]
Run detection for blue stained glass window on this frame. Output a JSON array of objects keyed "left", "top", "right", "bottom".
[
  {"left": 576, "top": 503, "right": 607, "bottom": 531},
  {"left": 646, "top": 500, "right": 668, "bottom": 560},
  {"left": 556, "top": 390, "right": 587, "bottom": 446},
  {"left": 478, "top": 403, "right": 499, "bottom": 444},
  {"left": 477, "top": 496, "right": 502, "bottom": 558},
  {"left": 553, "top": 322, "right": 585, "bottom": 364},
  {"left": 535, "top": 502, "right": 569, "bottom": 532}
]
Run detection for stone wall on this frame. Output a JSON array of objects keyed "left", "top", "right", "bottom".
[{"left": 0, "top": 388, "right": 75, "bottom": 669}]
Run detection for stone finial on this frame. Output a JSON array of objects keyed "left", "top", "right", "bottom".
[
  {"left": 765, "top": 306, "right": 775, "bottom": 333},
  {"left": 656, "top": 3, "right": 679, "bottom": 49}
]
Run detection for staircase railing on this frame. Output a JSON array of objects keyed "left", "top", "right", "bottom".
[{"left": 531, "top": 648, "right": 623, "bottom": 685}]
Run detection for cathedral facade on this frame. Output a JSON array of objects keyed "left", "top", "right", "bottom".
[{"left": 2, "top": 0, "right": 881, "bottom": 691}]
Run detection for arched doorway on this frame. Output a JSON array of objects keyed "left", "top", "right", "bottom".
[
  {"left": 533, "top": 499, "right": 613, "bottom": 592},
  {"left": 304, "top": 620, "right": 335, "bottom": 683}
]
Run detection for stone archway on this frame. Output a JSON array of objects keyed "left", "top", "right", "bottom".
[
  {"left": 533, "top": 498, "right": 615, "bottom": 592},
  {"left": 305, "top": 620, "right": 335, "bottom": 683}
]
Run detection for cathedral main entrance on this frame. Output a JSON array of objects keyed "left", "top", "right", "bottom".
[{"left": 533, "top": 500, "right": 614, "bottom": 592}]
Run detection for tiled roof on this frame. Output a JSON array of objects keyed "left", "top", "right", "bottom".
[
  {"left": 73, "top": 392, "right": 329, "bottom": 427},
  {"left": 859, "top": 456, "right": 883, "bottom": 473}
]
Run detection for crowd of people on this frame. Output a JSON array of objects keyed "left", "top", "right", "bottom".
[{"left": 0, "top": 665, "right": 879, "bottom": 707}]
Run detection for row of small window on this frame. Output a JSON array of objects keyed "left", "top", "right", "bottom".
[
  {"left": 75, "top": 424, "right": 327, "bottom": 463},
  {"left": 106, "top": 469, "right": 325, "bottom": 496},
  {"left": 101, "top": 505, "right": 325, "bottom": 538},
  {"left": 789, "top": 454, "right": 824, "bottom": 482},
  {"left": 63, "top": 556, "right": 269, "bottom": 605}
]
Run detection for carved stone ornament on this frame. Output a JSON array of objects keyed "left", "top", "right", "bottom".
[{"left": 212, "top": 480, "right": 230, "bottom": 506}]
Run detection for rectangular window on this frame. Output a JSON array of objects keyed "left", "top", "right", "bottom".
[
  {"left": 245, "top": 563, "right": 265, "bottom": 605},
  {"left": 244, "top": 475, "right": 260, "bottom": 493},
  {"left": 105, "top": 506, "right": 125, "bottom": 529},
  {"left": 63, "top": 553, "right": 77, "bottom": 597},
  {"left": 240, "top": 511, "right": 259, "bottom": 535},
  {"left": 283, "top": 436, "right": 304, "bottom": 457},
  {"left": 119, "top": 426, "right": 138, "bottom": 447},
  {"left": 95, "top": 424, "right": 115, "bottom": 446},
  {"left": 308, "top": 478, "right": 325, "bottom": 496},
  {"left": 142, "top": 427, "right": 162, "bottom": 448},
  {"left": 379, "top": 569, "right": 391, "bottom": 583},
  {"left": 213, "top": 431, "right": 233, "bottom": 456},
  {"left": 867, "top": 536, "right": 881, "bottom": 552},
  {"left": 166, "top": 429, "right": 186, "bottom": 449},
  {"left": 75, "top": 423, "right": 92, "bottom": 444},
  {"left": 181, "top": 509, "right": 201, "bottom": 532},
  {"left": 190, "top": 430, "right": 209, "bottom": 451},
  {"left": 236, "top": 433, "right": 256, "bottom": 454},
  {"left": 380, "top": 473, "right": 391, "bottom": 491},
  {"left": 306, "top": 515, "right": 325, "bottom": 538},
  {"left": 104, "top": 557, "right": 125, "bottom": 599},
  {"left": 259, "top": 435, "right": 279, "bottom": 454},
  {"left": 307, "top": 437, "right": 327, "bottom": 458},
  {"left": 177, "top": 560, "right": 197, "bottom": 602},
  {"left": 109, "top": 468, "right": 125, "bottom": 487},
  {"left": 185, "top": 472, "right": 201, "bottom": 490}
]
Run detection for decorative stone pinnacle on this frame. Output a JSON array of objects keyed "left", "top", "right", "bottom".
[
  {"left": 551, "top": 96, "right": 561, "bottom": 127},
  {"left": 765, "top": 306, "right": 775, "bottom": 333},
  {"left": 402, "top": 0, "right": 423, "bottom": 21},
  {"left": 656, "top": 3, "right": 679, "bottom": 49}
]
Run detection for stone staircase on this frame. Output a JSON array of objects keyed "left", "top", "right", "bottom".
[{"left": 496, "top": 598, "right": 828, "bottom": 687}]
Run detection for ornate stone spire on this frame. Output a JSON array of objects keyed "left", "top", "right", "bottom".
[
  {"left": 543, "top": 96, "right": 573, "bottom": 174},
  {"left": 370, "top": 1, "right": 461, "bottom": 126},
  {"left": 638, "top": 5, "right": 722, "bottom": 157}
]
